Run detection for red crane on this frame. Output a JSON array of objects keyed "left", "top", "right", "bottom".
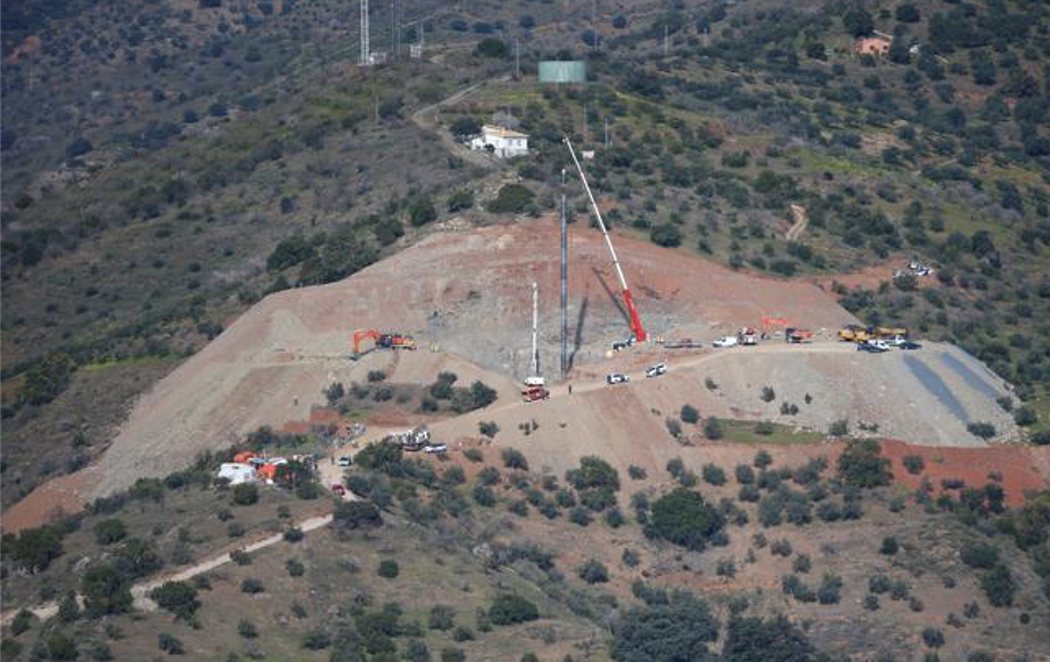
[{"left": 565, "top": 136, "right": 648, "bottom": 343}]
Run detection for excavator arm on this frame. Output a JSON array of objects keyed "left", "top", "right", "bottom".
[{"left": 352, "top": 329, "right": 381, "bottom": 354}]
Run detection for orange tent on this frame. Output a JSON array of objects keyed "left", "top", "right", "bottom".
[
  {"left": 257, "top": 464, "right": 278, "bottom": 482},
  {"left": 233, "top": 451, "right": 256, "bottom": 464}
]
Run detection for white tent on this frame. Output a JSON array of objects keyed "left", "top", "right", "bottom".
[{"left": 217, "top": 463, "right": 256, "bottom": 485}]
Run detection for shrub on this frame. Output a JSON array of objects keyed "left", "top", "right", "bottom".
[
  {"left": 967, "top": 422, "right": 997, "bottom": 439},
  {"left": 760, "top": 386, "right": 776, "bottom": 403},
  {"left": 81, "top": 563, "right": 132, "bottom": 616},
  {"left": 232, "top": 483, "right": 259, "bottom": 505},
  {"left": 479, "top": 421, "right": 500, "bottom": 438},
  {"left": 960, "top": 541, "right": 999, "bottom": 569},
  {"left": 157, "top": 633, "right": 184, "bottom": 655},
  {"left": 903, "top": 455, "right": 925, "bottom": 475},
  {"left": 475, "top": 37, "right": 509, "bottom": 58},
  {"left": 332, "top": 501, "right": 383, "bottom": 531},
  {"left": 578, "top": 559, "right": 610, "bottom": 584},
  {"left": 488, "top": 594, "right": 539, "bottom": 625},
  {"left": 286, "top": 558, "right": 306, "bottom": 577},
  {"left": 864, "top": 594, "right": 879, "bottom": 610},
  {"left": 378, "top": 560, "right": 400, "bottom": 579},
  {"left": 880, "top": 537, "right": 899, "bottom": 555},
  {"left": 487, "top": 184, "right": 534, "bottom": 213},
  {"left": 628, "top": 465, "right": 647, "bottom": 480},
  {"left": 793, "top": 554, "right": 812, "bottom": 573},
  {"left": 502, "top": 448, "right": 528, "bottom": 470},
  {"left": 447, "top": 189, "right": 475, "bottom": 212},
  {"left": 646, "top": 488, "right": 725, "bottom": 551},
  {"left": 302, "top": 628, "right": 331, "bottom": 650},
  {"left": 921, "top": 627, "right": 944, "bottom": 649},
  {"left": 702, "top": 464, "right": 727, "bottom": 486},
  {"left": 754, "top": 450, "right": 773, "bottom": 469},
  {"left": 735, "top": 465, "right": 755, "bottom": 484},
  {"left": 704, "top": 417, "right": 725, "bottom": 440},
  {"left": 837, "top": 439, "right": 891, "bottom": 488},
  {"left": 241, "top": 578, "right": 265, "bottom": 594},
  {"left": 283, "top": 527, "right": 304, "bottom": 542},
  {"left": 770, "top": 539, "right": 793, "bottom": 557},
  {"left": 818, "top": 573, "right": 843, "bottom": 604},
  {"left": 6, "top": 525, "right": 65, "bottom": 573},
  {"left": 230, "top": 549, "right": 251, "bottom": 565},
  {"left": 238, "top": 620, "right": 258, "bottom": 638},
  {"left": 569, "top": 507, "right": 592, "bottom": 526},
  {"left": 680, "top": 404, "right": 700, "bottom": 424},
  {"left": 429, "top": 605, "right": 456, "bottom": 631},
  {"left": 93, "top": 519, "right": 127, "bottom": 546},
  {"left": 150, "top": 582, "right": 200, "bottom": 620},
  {"left": 463, "top": 448, "right": 484, "bottom": 463},
  {"left": 980, "top": 563, "right": 1017, "bottom": 606},
  {"left": 613, "top": 593, "right": 718, "bottom": 659},
  {"left": 828, "top": 419, "right": 849, "bottom": 436},
  {"left": 650, "top": 223, "right": 683, "bottom": 247}
]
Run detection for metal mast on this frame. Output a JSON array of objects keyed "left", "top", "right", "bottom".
[
  {"left": 565, "top": 136, "right": 647, "bottom": 343},
  {"left": 360, "top": 0, "right": 370, "bottom": 65},
  {"left": 531, "top": 282, "right": 539, "bottom": 377},
  {"left": 560, "top": 183, "right": 569, "bottom": 377}
]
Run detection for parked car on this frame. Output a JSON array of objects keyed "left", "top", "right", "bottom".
[
  {"left": 522, "top": 386, "right": 550, "bottom": 402},
  {"left": 858, "top": 341, "right": 889, "bottom": 353},
  {"left": 645, "top": 362, "right": 668, "bottom": 378},
  {"left": 423, "top": 443, "right": 448, "bottom": 454},
  {"left": 331, "top": 484, "right": 346, "bottom": 496},
  {"left": 337, "top": 456, "right": 352, "bottom": 467},
  {"left": 612, "top": 337, "right": 636, "bottom": 351},
  {"left": 899, "top": 341, "right": 923, "bottom": 350},
  {"left": 606, "top": 373, "right": 630, "bottom": 385},
  {"left": 713, "top": 336, "right": 739, "bottom": 348}
]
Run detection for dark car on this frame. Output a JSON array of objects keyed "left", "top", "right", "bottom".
[
  {"left": 857, "top": 343, "right": 887, "bottom": 353},
  {"left": 899, "top": 341, "right": 923, "bottom": 350}
]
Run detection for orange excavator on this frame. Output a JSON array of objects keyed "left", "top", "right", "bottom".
[{"left": 351, "top": 329, "right": 416, "bottom": 358}]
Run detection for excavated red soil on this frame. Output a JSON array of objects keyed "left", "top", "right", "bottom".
[{"left": 881, "top": 439, "right": 1049, "bottom": 507}]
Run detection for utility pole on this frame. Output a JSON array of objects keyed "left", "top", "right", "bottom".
[{"left": 560, "top": 169, "right": 569, "bottom": 378}]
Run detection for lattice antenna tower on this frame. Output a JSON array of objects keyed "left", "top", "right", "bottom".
[{"left": 360, "top": 0, "right": 370, "bottom": 65}]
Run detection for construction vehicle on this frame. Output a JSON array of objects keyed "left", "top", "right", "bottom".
[
  {"left": 383, "top": 425, "right": 431, "bottom": 451},
  {"left": 351, "top": 329, "right": 416, "bottom": 358},
  {"left": 566, "top": 136, "right": 648, "bottom": 344},
  {"left": 522, "top": 386, "right": 550, "bottom": 402},
  {"left": 873, "top": 326, "right": 909, "bottom": 339},
  {"left": 662, "top": 338, "right": 704, "bottom": 349},
  {"left": 838, "top": 325, "right": 872, "bottom": 343},
  {"left": 785, "top": 327, "right": 814, "bottom": 344},
  {"left": 737, "top": 327, "right": 758, "bottom": 346}
]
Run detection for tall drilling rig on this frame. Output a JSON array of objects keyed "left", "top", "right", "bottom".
[{"left": 565, "top": 136, "right": 648, "bottom": 344}]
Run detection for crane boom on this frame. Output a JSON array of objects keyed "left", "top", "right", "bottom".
[{"left": 564, "top": 136, "right": 648, "bottom": 342}]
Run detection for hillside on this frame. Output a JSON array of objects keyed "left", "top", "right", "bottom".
[{"left": 2, "top": 0, "right": 1049, "bottom": 660}]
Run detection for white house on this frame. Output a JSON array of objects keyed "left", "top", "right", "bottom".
[
  {"left": 217, "top": 462, "right": 257, "bottom": 485},
  {"left": 469, "top": 125, "right": 529, "bottom": 158}
]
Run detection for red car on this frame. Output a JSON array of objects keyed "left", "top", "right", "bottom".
[
  {"left": 331, "top": 484, "right": 346, "bottom": 496},
  {"left": 522, "top": 386, "right": 550, "bottom": 402}
]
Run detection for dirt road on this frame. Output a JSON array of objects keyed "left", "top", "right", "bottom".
[
  {"left": 411, "top": 76, "right": 507, "bottom": 167},
  {"left": 0, "top": 512, "right": 336, "bottom": 626}
]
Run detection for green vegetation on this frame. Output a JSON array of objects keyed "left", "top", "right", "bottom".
[
  {"left": 837, "top": 439, "right": 892, "bottom": 488},
  {"left": 644, "top": 488, "right": 725, "bottom": 551}
]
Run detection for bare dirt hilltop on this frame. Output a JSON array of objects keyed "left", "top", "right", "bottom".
[{"left": 2, "top": 218, "right": 1024, "bottom": 531}]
